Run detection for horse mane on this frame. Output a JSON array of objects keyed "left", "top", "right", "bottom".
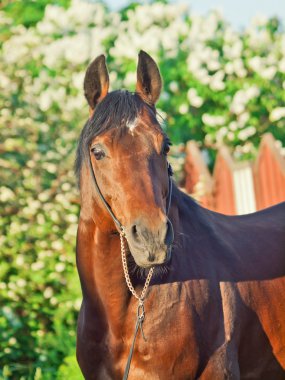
[{"left": 75, "top": 90, "right": 156, "bottom": 187}]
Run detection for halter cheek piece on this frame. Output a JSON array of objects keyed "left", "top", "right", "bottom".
[{"left": 88, "top": 154, "right": 174, "bottom": 232}]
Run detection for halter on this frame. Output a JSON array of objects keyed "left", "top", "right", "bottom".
[{"left": 88, "top": 152, "right": 174, "bottom": 380}]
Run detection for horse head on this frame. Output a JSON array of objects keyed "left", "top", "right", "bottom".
[{"left": 76, "top": 51, "right": 174, "bottom": 269}]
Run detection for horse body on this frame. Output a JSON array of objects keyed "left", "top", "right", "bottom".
[
  {"left": 76, "top": 185, "right": 285, "bottom": 379},
  {"left": 75, "top": 51, "right": 285, "bottom": 379}
]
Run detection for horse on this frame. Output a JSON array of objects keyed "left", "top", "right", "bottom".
[{"left": 75, "top": 50, "right": 285, "bottom": 379}]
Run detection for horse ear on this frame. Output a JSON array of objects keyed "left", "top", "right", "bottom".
[
  {"left": 84, "top": 55, "right": 109, "bottom": 111},
  {"left": 136, "top": 50, "right": 162, "bottom": 105}
]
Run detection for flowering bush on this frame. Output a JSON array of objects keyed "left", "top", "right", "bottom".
[{"left": 1, "top": 1, "right": 285, "bottom": 378}]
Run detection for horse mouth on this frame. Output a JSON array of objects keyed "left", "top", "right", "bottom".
[{"left": 126, "top": 245, "right": 172, "bottom": 278}]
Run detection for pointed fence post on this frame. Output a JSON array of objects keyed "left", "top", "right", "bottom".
[
  {"left": 183, "top": 135, "right": 285, "bottom": 215},
  {"left": 212, "top": 147, "right": 236, "bottom": 215},
  {"left": 184, "top": 141, "right": 214, "bottom": 209},
  {"left": 253, "top": 133, "right": 285, "bottom": 210},
  {"left": 212, "top": 146, "right": 256, "bottom": 215}
]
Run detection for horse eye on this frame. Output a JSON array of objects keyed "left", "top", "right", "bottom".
[
  {"left": 163, "top": 144, "right": 170, "bottom": 156},
  {"left": 91, "top": 147, "right": 105, "bottom": 160}
]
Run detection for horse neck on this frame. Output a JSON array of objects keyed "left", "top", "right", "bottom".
[
  {"left": 77, "top": 162, "right": 132, "bottom": 331},
  {"left": 92, "top": 226, "right": 132, "bottom": 331}
]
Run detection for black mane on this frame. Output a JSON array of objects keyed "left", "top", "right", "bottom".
[{"left": 75, "top": 90, "right": 156, "bottom": 186}]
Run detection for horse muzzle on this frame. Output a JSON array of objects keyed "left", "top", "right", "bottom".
[{"left": 125, "top": 218, "right": 174, "bottom": 268}]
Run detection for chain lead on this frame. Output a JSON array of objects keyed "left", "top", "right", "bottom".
[
  {"left": 120, "top": 229, "right": 154, "bottom": 380},
  {"left": 119, "top": 230, "right": 154, "bottom": 303}
]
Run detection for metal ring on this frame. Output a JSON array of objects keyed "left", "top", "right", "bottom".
[{"left": 137, "top": 302, "right": 145, "bottom": 320}]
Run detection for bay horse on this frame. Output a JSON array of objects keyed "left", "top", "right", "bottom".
[{"left": 75, "top": 51, "right": 285, "bottom": 379}]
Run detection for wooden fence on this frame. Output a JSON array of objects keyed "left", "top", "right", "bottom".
[{"left": 183, "top": 133, "right": 285, "bottom": 215}]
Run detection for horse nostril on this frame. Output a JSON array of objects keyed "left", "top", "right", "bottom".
[{"left": 131, "top": 225, "right": 138, "bottom": 239}]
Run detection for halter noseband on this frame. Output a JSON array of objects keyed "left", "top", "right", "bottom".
[{"left": 88, "top": 154, "right": 173, "bottom": 232}]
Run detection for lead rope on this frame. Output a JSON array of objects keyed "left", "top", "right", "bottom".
[{"left": 120, "top": 228, "right": 154, "bottom": 380}]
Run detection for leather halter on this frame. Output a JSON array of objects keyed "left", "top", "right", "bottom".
[{"left": 88, "top": 153, "right": 174, "bottom": 232}]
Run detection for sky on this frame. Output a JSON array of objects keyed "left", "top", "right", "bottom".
[{"left": 104, "top": 0, "right": 285, "bottom": 30}]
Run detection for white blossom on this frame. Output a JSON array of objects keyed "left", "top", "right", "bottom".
[
  {"left": 55, "top": 263, "right": 65, "bottom": 272},
  {"left": 38, "top": 91, "right": 52, "bottom": 111},
  {"left": 229, "top": 121, "right": 238, "bottom": 131},
  {"left": 169, "top": 81, "right": 179, "bottom": 93},
  {"left": 44, "top": 287, "right": 53, "bottom": 299},
  {"left": 0, "top": 187, "right": 15, "bottom": 202},
  {"left": 238, "top": 112, "right": 250, "bottom": 127},
  {"left": 259, "top": 66, "right": 276, "bottom": 80},
  {"left": 52, "top": 240, "right": 63, "bottom": 250},
  {"left": 249, "top": 56, "right": 263, "bottom": 72},
  {"left": 238, "top": 126, "right": 256, "bottom": 140},
  {"left": 16, "top": 279, "right": 26, "bottom": 288},
  {"left": 209, "top": 70, "right": 225, "bottom": 91},
  {"left": 124, "top": 72, "right": 136, "bottom": 87},
  {"left": 179, "top": 104, "right": 188, "bottom": 115},
  {"left": 31, "top": 261, "right": 45, "bottom": 271},
  {"left": 8, "top": 337, "right": 17, "bottom": 346},
  {"left": 202, "top": 114, "right": 226, "bottom": 127},
  {"left": 187, "top": 88, "right": 203, "bottom": 108},
  {"left": 270, "top": 107, "right": 285, "bottom": 122},
  {"left": 16, "top": 255, "right": 25, "bottom": 266}
]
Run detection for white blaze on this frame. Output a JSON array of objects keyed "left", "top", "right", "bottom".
[{"left": 127, "top": 118, "right": 137, "bottom": 133}]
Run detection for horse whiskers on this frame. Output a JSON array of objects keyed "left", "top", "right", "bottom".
[
  {"left": 125, "top": 252, "right": 170, "bottom": 280},
  {"left": 153, "top": 264, "right": 170, "bottom": 278}
]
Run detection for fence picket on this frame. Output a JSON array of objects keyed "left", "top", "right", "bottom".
[{"left": 183, "top": 133, "right": 285, "bottom": 215}]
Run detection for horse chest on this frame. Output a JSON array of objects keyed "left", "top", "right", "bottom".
[{"left": 109, "top": 281, "right": 225, "bottom": 379}]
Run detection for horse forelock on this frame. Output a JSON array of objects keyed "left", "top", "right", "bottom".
[{"left": 75, "top": 90, "right": 159, "bottom": 188}]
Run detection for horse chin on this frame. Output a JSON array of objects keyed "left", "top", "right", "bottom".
[{"left": 127, "top": 248, "right": 172, "bottom": 279}]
